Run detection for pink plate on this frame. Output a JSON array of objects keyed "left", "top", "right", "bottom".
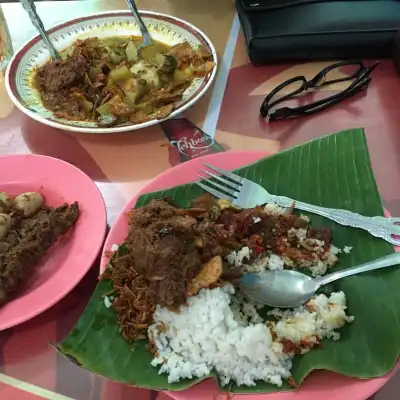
[
  {"left": 100, "top": 151, "right": 399, "bottom": 400},
  {"left": 0, "top": 154, "right": 107, "bottom": 330}
]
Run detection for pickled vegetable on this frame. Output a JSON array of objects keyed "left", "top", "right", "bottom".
[
  {"left": 96, "top": 103, "right": 111, "bottom": 115},
  {"left": 126, "top": 41, "right": 138, "bottom": 61},
  {"left": 183, "top": 67, "right": 194, "bottom": 77},
  {"left": 83, "top": 100, "right": 93, "bottom": 113},
  {"left": 110, "top": 66, "right": 133, "bottom": 82},
  {"left": 135, "top": 102, "right": 154, "bottom": 114},
  {"left": 130, "top": 61, "right": 161, "bottom": 88},
  {"left": 84, "top": 73, "right": 92, "bottom": 87},
  {"left": 173, "top": 69, "right": 189, "bottom": 82},
  {"left": 123, "top": 94, "right": 137, "bottom": 109},
  {"left": 89, "top": 66, "right": 102, "bottom": 77},
  {"left": 109, "top": 52, "right": 123, "bottom": 65},
  {"left": 154, "top": 54, "right": 177, "bottom": 73},
  {"left": 122, "top": 79, "right": 148, "bottom": 107}
]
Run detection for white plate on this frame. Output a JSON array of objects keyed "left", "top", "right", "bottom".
[{"left": 5, "top": 10, "right": 217, "bottom": 134}]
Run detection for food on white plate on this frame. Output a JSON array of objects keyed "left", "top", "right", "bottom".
[
  {"left": 102, "top": 194, "right": 354, "bottom": 387},
  {"left": 34, "top": 37, "right": 214, "bottom": 127},
  {"left": 0, "top": 191, "right": 80, "bottom": 305}
]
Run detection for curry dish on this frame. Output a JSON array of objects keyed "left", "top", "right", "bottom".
[{"left": 34, "top": 37, "right": 214, "bottom": 127}]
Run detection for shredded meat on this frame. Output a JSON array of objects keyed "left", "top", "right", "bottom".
[
  {"left": 103, "top": 194, "right": 334, "bottom": 343},
  {"left": 126, "top": 200, "right": 201, "bottom": 308},
  {"left": 35, "top": 54, "right": 89, "bottom": 93},
  {"left": 103, "top": 200, "right": 207, "bottom": 342},
  {"left": 0, "top": 202, "right": 80, "bottom": 305}
]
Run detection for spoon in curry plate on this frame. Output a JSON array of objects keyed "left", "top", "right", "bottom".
[
  {"left": 20, "top": 0, "right": 60, "bottom": 59},
  {"left": 240, "top": 252, "right": 400, "bottom": 308},
  {"left": 125, "top": 0, "right": 153, "bottom": 54}
]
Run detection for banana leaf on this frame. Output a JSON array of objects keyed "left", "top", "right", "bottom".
[{"left": 57, "top": 128, "right": 400, "bottom": 393}]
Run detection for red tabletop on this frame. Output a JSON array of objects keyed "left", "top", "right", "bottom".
[{"left": 0, "top": 0, "right": 398, "bottom": 399}]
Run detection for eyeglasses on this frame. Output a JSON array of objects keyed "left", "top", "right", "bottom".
[{"left": 260, "top": 61, "right": 380, "bottom": 121}]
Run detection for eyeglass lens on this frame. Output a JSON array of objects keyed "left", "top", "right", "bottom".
[{"left": 315, "top": 62, "right": 364, "bottom": 86}]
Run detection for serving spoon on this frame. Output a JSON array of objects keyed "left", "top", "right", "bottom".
[
  {"left": 125, "top": 0, "right": 153, "bottom": 54},
  {"left": 20, "top": 0, "right": 60, "bottom": 60},
  {"left": 240, "top": 253, "right": 400, "bottom": 308}
]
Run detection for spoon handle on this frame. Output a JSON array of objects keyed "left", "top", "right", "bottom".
[
  {"left": 319, "top": 253, "right": 400, "bottom": 286},
  {"left": 20, "top": 0, "right": 60, "bottom": 59},
  {"left": 125, "top": 0, "right": 152, "bottom": 45}
]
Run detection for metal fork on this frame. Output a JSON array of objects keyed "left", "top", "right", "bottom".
[
  {"left": 20, "top": 0, "right": 60, "bottom": 60},
  {"left": 196, "top": 163, "right": 400, "bottom": 246},
  {"left": 125, "top": 0, "right": 153, "bottom": 54}
]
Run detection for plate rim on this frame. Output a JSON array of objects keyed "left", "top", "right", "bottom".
[
  {"left": 5, "top": 9, "right": 218, "bottom": 134},
  {"left": 0, "top": 153, "right": 107, "bottom": 330},
  {"left": 99, "top": 150, "right": 399, "bottom": 399}
]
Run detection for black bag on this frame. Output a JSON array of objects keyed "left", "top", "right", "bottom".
[{"left": 236, "top": 0, "right": 400, "bottom": 63}]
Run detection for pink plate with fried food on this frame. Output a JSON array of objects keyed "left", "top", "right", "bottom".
[
  {"left": 100, "top": 151, "right": 399, "bottom": 400},
  {"left": 0, "top": 154, "right": 106, "bottom": 330}
]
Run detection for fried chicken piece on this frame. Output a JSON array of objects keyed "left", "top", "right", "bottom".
[{"left": 187, "top": 255, "right": 222, "bottom": 296}]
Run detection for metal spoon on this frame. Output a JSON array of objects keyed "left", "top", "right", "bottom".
[
  {"left": 20, "top": 0, "right": 60, "bottom": 59},
  {"left": 240, "top": 253, "right": 400, "bottom": 308},
  {"left": 125, "top": 0, "right": 153, "bottom": 53}
]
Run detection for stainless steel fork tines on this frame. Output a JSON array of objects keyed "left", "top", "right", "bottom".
[
  {"left": 196, "top": 163, "right": 400, "bottom": 246},
  {"left": 197, "top": 164, "right": 243, "bottom": 201}
]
